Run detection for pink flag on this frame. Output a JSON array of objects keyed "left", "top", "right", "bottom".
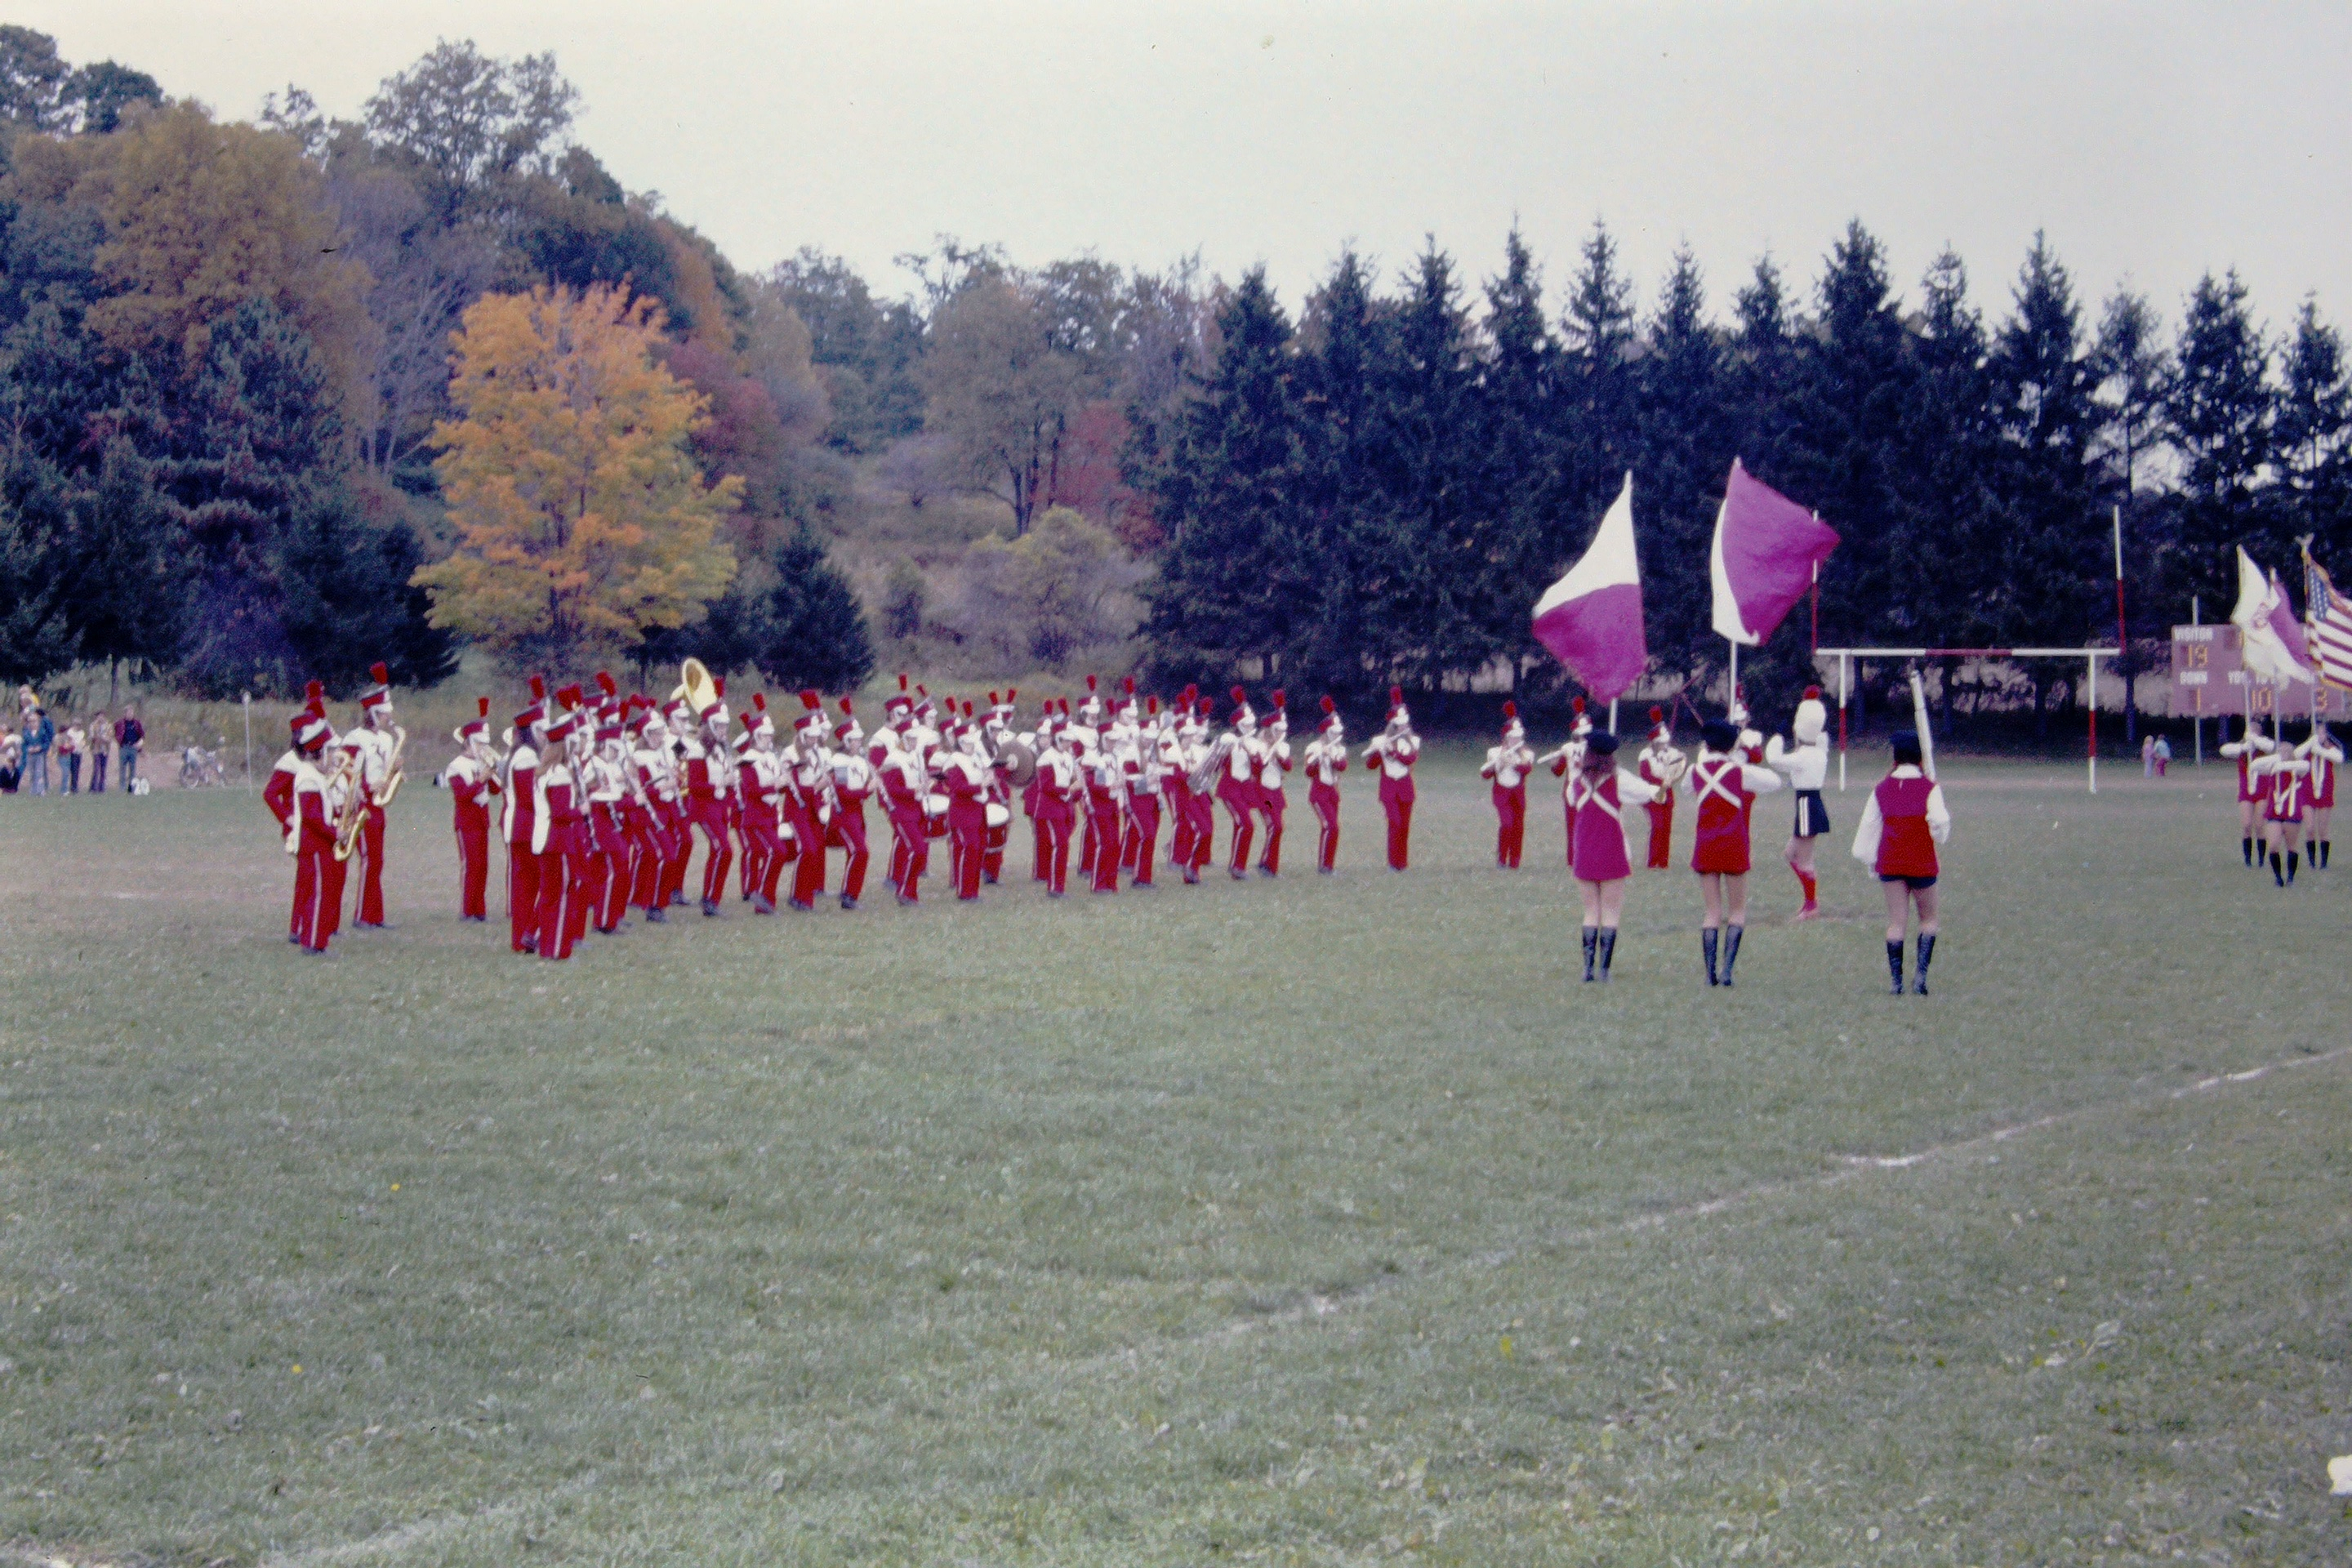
[
  {"left": 1531, "top": 473, "right": 1646, "bottom": 702},
  {"left": 1710, "top": 460, "right": 1839, "bottom": 645}
]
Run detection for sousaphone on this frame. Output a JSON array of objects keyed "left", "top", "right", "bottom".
[{"left": 672, "top": 657, "right": 720, "bottom": 719}]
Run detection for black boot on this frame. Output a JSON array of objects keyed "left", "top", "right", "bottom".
[
  {"left": 1886, "top": 939, "right": 1905, "bottom": 996},
  {"left": 2272, "top": 850, "right": 2286, "bottom": 888},
  {"left": 1701, "top": 927, "right": 1719, "bottom": 986},
  {"left": 2287, "top": 850, "right": 2299, "bottom": 884},
  {"left": 1913, "top": 932, "right": 1936, "bottom": 996},
  {"left": 1597, "top": 929, "right": 1617, "bottom": 983},
  {"left": 2319, "top": 839, "right": 2332, "bottom": 869},
  {"left": 1722, "top": 924, "right": 1744, "bottom": 987},
  {"left": 2243, "top": 835, "right": 2256, "bottom": 866},
  {"left": 1580, "top": 925, "right": 1598, "bottom": 983}
]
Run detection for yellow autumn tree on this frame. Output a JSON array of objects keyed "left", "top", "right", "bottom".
[{"left": 414, "top": 284, "right": 742, "bottom": 666}]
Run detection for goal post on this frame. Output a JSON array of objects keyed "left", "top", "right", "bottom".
[{"left": 1812, "top": 647, "right": 2118, "bottom": 794}]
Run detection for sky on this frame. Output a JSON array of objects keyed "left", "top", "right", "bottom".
[{"left": 27, "top": 2, "right": 2352, "bottom": 332}]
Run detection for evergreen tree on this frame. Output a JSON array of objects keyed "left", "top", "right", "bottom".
[
  {"left": 1480, "top": 228, "right": 1560, "bottom": 689},
  {"left": 1290, "top": 249, "right": 1388, "bottom": 693},
  {"left": 1633, "top": 245, "right": 1726, "bottom": 684},
  {"left": 749, "top": 523, "right": 876, "bottom": 693},
  {"left": 1726, "top": 254, "right": 1799, "bottom": 472},
  {"left": 274, "top": 480, "right": 457, "bottom": 695},
  {"left": 64, "top": 437, "right": 188, "bottom": 687},
  {"left": 2165, "top": 270, "right": 2274, "bottom": 607},
  {"left": 2275, "top": 296, "right": 2350, "bottom": 552},
  {"left": 1143, "top": 267, "right": 1302, "bottom": 684},
  {"left": 1557, "top": 219, "right": 1639, "bottom": 526},
  {"left": 2091, "top": 288, "right": 2172, "bottom": 501}
]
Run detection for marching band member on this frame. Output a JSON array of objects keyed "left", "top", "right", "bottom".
[
  {"left": 1363, "top": 687, "right": 1421, "bottom": 871},
  {"left": 735, "top": 696, "right": 788, "bottom": 913},
  {"left": 1480, "top": 702, "right": 1534, "bottom": 869},
  {"left": 786, "top": 692, "right": 836, "bottom": 911},
  {"left": 831, "top": 700, "right": 874, "bottom": 909},
  {"left": 1122, "top": 696, "right": 1169, "bottom": 888},
  {"left": 1188, "top": 695, "right": 1221, "bottom": 879},
  {"left": 879, "top": 709, "right": 931, "bottom": 905},
  {"left": 2219, "top": 719, "right": 2276, "bottom": 868},
  {"left": 1163, "top": 685, "right": 1200, "bottom": 875},
  {"left": 346, "top": 662, "right": 403, "bottom": 929},
  {"left": 656, "top": 701, "right": 695, "bottom": 908},
  {"left": 502, "top": 679, "right": 547, "bottom": 954},
  {"left": 287, "top": 706, "right": 339, "bottom": 955},
  {"left": 1637, "top": 706, "right": 1686, "bottom": 871},
  {"left": 1254, "top": 690, "right": 1293, "bottom": 875},
  {"left": 942, "top": 703, "right": 992, "bottom": 900},
  {"left": 625, "top": 702, "right": 675, "bottom": 922},
  {"left": 2252, "top": 743, "right": 2312, "bottom": 887},
  {"left": 1686, "top": 719, "right": 1784, "bottom": 987},
  {"left": 1568, "top": 732, "right": 1667, "bottom": 982},
  {"left": 1110, "top": 681, "right": 1146, "bottom": 877},
  {"left": 1080, "top": 719, "right": 1129, "bottom": 893},
  {"left": 2297, "top": 720, "right": 2339, "bottom": 869},
  {"left": 1303, "top": 696, "right": 1346, "bottom": 873},
  {"left": 266, "top": 683, "right": 327, "bottom": 942},
  {"left": 584, "top": 715, "right": 633, "bottom": 934},
  {"left": 531, "top": 710, "right": 591, "bottom": 960},
  {"left": 1540, "top": 697, "right": 1594, "bottom": 873},
  {"left": 1072, "top": 676, "right": 1105, "bottom": 878},
  {"left": 1765, "top": 687, "right": 1831, "bottom": 919},
  {"left": 1032, "top": 709, "right": 1083, "bottom": 896},
  {"left": 445, "top": 697, "right": 498, "bottom": 922},
  {"left": 1216, "top": 688, "right": 1260, "bottom": 878},
  {"left": 681, "top": 684, "right": 735, "bottom": 917},
  {"left": 1851, "top": 731, "right": 1951, "bottom": 996},
  {"left": 982, "top": 689, "right": 1018, "bottom": 884}
]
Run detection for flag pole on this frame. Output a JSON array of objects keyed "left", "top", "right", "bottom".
[
  {"left": 2087, "top": 651, "right": 2100, "bottom": 794},
  {"left": 1608, "top": 698, "right": 1618, "bottom": 733},
  {"left": 2192, "top": 595, "right": 2203, "bottom": 766},
  {"left": 2114, "top": 506, "right": 2132, "bottom": 747},
  {"left": 1837, "top": 653, "right": 1849, "bottom": 791}
]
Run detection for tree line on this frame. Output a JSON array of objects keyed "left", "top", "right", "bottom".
[{"left": 2, "top": 26, "right": 2345, "bottom": 722}]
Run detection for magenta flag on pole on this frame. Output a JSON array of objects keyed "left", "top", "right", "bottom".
[
  {"left": 1531, "top": 473, "right": 1647, "bottom": 702},
  {"left": 1709, "top": 460, "right": 1839, "bottom": 645}
]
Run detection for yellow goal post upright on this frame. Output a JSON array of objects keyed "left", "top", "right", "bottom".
[{"left": 1811, "top": 647, "right": 2118, "bottom": 794}]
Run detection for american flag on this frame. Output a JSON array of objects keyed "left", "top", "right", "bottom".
[{"left": 2306, "top": 546, "right": 2352, "bottom": 691}]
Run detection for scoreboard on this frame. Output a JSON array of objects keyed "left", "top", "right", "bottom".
[{"left": 2171, "top": 624, "right": 2352, "bottom": 719}]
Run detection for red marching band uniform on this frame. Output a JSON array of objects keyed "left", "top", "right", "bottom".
[
  {"left": 501, "top": 679, "right": 546, "bottom": 953},
  {"left": 1636, "top": 707, "right": 1685, "bottom": 870},
  {"left": 1303, "top": 697, "right": 1346, "bottom": 873},
  {"left": 1545, "top": 697, "right": 1592, "bottom": 873},
  {"left": 1480, "top": 702, "right": 1532, "bottom": 869},
  {"left": 445, "top": 697, "right": 497, "bottom": 921},
  {"left": 1364, "top": 687, "right": 1420, "bottom": 871}
]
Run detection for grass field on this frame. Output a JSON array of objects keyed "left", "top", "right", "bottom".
[{"left": 0, "top": 753, "right": 2345, "bottom": 1566}]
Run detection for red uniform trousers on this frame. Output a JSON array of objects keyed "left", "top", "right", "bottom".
[
  {"left": 1379, "top": 773, "right": 1415, "bottom": 870},
  {"left": 292, "top": 795, "right": 338, "bottom": 952},
  {"left": 831, "top": 802, "right": 871, "bottom": 902},
  {"left": 1126, "top": 794, "right": 1160, "bottom": 885},
  {"left": 1025, "top": 777, "right": 1050, "bottom": 880},
  {"left": 1089, "top": 788, "right": 1124, "bottom": 892},
  {"left": 1078, "top": 810, "right": 1098, "bottom": 880},
  {"left": 1258, "top": 787, "right": 1287, "bottom": 873},
  {"left": 354, "top": 806, "right": 388, "bottom": 925},
  {"left": 625, "top": 804, "right": 666, "bottom": 910},
  {"left": 1187, "top": 786, "right": 1216, "bottom": 872},
  {"left": 1036, "top": 797, "right": 1076, "bottom": 893},
  {"left": 1217, "top": 777, "right": 1256, "bottom": 873},
  {"left": 266, "top": 770, "right": 300, "bottom": 939},
  {"left": 732, "top": 796, "right": 754, "bottom": 899},
  {"left": 656, "top": 800, "right": 690, "bottom": 906},
  {"left": 688, "top": 797, "right": 733, "bottom": 906},
  {"left": 1165, "top": 778, "right": 1196, "bottom": 869},
  {"left": 948, "top": 799, "right": 987, "bottom": 899},
  {"left": 1310, "top": 781, "right": 1341, "bottom": 871},
  {"left": 455, "top": 808, "right": 491, "bottom": 920},
  {"left": 506, "top": 829, "right": 540, "bottom": 952},
  {"left": 1561, "top": 795, "right": 1577, "bottom": 873},
  {"left": 788, "top": 791, "right": 829, "bottom": 906},
  {"left": 738, "top": 800, "right": 784, "bottom": 906},
  {"left": 1644, "top": 800, "right": 1673, "bottom": 869},
  {"left": 587, "top": 803, "right": 630, "bottom": 932},
  {"left": 888, "top": 804, "right": 928, "bottom": 900},
  {"left": 537, "top": 821, "right": 591, "bottom": 960},
  {"left": 1493, "top": 782, "right": 1526, "bottom": 868}
]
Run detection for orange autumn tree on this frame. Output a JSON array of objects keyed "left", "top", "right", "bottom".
[{"left": 415, "top": 283, "right": 742, "bottom": 666}]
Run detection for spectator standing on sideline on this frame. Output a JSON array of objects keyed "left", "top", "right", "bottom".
[
  {"left": 2153, "top": 735, "right": 2172, "bottom": 777},
  {"left": 2140, "top": 733, "right": 2155, "bottom": 777},
  {"left": 21, "top": 704, "right": 51, "bottom": 796},
  {"left": 87, "top": 709, "right": 110, "bottom": 792},
  {"left": 116, "top": 705, "right": 144, "bottom": 794},
  {"left": 59, "top": 717, "right": 83, "bottom": 793},
  {"left": 0, "top": 733, "right": 20, "bottom": 792}
]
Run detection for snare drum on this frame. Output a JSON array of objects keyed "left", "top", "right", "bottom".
[
  {"left": 983, "top": 801, "right": 1010, "bottom": 829},
  {"left": 923, "top": 791, "right": 950, "bottom": 838}
]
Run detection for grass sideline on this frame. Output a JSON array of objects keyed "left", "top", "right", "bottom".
[{"left": 0, "top": 755, "right": 2345, "bottom": 1566}]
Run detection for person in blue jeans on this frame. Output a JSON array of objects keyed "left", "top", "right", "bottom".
[
  {"left": 22, "top": 706, "right": 52, "bottom": 796},
  {"left": 116, "top": 706, "right": 144, "bottom": 794}
]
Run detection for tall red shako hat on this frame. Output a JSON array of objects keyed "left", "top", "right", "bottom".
[
  {"left": 1268, "top": 688, "right": 1287, "bottom": 728},
  {"left": 747, "top": 692, "right": 774, "bottom": 738},
  {"left": 293, "top": 680, "right": 332, "bottom": 749},
  {"left": 1648, "top": 705, "right": 1671, "bottom": 744},
  {"left": 594, "top": 670, "right": 619, "bottom": 718},
  {"left": 1319, "top": 694, "right": 1341, "bottom": 735},
  {"left": 886, "top": 674, "right": 914, "bottom": 718},
  {"left": 1501, "top": 699, "right": 1521, "bottom": 737},
  {"left": 359, "top": 661, "right": 394, "bottom": 715},
  {"left": 515, "top": 675, "right": 548, "bottom": 731},
  {"left": 796, "top": 688, "right": 826, "bottom": 733},
  {"left": 835, "top": 696, "right": 859, "bottom": 742},
  {"left": 1229, "top": 684, "right": 1254, "bottom": 726},
  {"left": 1570, "top": 694, "right": 1591, "bottom": 737},
  {"left": 1387, "top": 685, "right": 1409, "bottom": 723},
  {"left": 455, "top": 696, "right": 490, "bottom": 745}
]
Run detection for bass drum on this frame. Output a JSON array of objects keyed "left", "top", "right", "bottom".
[
  {"left": 983, "top": 801, "right": 1011, "bottom": 829},
  {"left": 923, "top": 791, "right": 951, "bottom": 839}
]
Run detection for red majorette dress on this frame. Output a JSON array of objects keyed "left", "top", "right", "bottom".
[
  {"left": 1566, "top": 768, "right": 1649, "bottom": 883},
  {"left": 2301, "top": 742, "right": 2339, "bottom": 812},
  {"left": 1873, "top": 773, "right": 1940, "bottom": 880},
  {"left": 1686, "top": 754, "right": 1782, "bottom": 875}
]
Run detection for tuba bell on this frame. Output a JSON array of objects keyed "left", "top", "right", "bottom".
[{"left": 672, "top": 657, "right": 719, "bottom": 719}]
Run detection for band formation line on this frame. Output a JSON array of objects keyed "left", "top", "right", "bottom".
[{"left": 261, "top": 662, "right": 2026, "bottom": 995}]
